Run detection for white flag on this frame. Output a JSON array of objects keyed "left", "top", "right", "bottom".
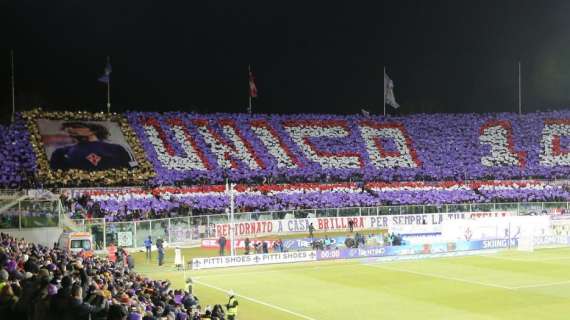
[
  {"left": 361, "top": 109, "right": 370, "bottom": 117},
  {"left": 384, "top": 70, "right": 400, "bottom": 109}
]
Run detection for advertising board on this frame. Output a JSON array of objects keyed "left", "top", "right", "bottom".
[
  {"left": 192, "top": 238, "right": 516, "bottom": 269},
  {"left": 315, "top": 239, "right": 515, "bottom": 261},
  {"left": 191, "top": 251, "right": 317, "bottom": 270}
]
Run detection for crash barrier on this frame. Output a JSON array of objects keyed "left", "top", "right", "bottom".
[
  {"left": 192, "top": 214, "right": 570, "bottom": 269},
  {"left": 73, "top": 210, "right": 514, "bottom": 250},
  {"left": 65, "top": 201, "right": 570, "bottom": 250}
]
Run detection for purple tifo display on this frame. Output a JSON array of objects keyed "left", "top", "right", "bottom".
[
  {"left": 0, "top": 116, "right": 36, "bottom": 188},
  {"left": 124, "top": 111, "right": 570, "bottom": 185},
  {"left": 4, "top": 110, "right": 570, "bottom": 187}
]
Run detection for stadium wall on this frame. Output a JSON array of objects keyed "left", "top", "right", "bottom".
[{"left": 2, "top": 226, "right": 63, "bottom": 247}]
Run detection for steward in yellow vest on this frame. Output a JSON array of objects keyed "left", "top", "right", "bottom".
[{"left": 226, "top": 290, "right": 239, "bottom": 320}]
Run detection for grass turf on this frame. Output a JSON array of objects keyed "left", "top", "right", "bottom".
[{"left": 131, "top": 246, "right": 570, "bottom": 320}]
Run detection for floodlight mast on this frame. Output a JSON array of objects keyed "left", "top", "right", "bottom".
[
  {"left": 518, "top": 61, "right": 522, "bottom": 115},
  {"left": 10, "top": 50, "right": 15, "bottom": 123}
]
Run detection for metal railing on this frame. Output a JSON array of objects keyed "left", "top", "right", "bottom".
[
  {"left": 0, "top": 189, "right": 25, "bottom": 198},
  {"left": 67, "top": 201, "right": 569, "bottom": 250}
]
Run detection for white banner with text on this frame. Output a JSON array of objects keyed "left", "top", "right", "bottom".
[
  {"left": 213, "top": 211, "right": 512, "bottom": 238},
  {"left": 191, "top": 251, "right": 317, "bottom": 270}
]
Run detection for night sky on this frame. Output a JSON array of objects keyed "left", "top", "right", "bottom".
[{"left": 2, "top": 1, "right": 570, "bottom": 121}]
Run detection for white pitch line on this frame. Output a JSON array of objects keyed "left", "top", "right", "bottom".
[
  {"left": 481, "top": 255, "right": 542, "bottom": 262},
  {"left": 483, "top": 255, "right": 570, "bottom": 262},
  {"left": 194, "top": 260, "right": 356, "bottom": 279},
  {"left": 194, "top": 279, "right": 318, "bottom": 320},
  {"left": 512, "top": 280, "right": 570, "bottom": 290},
  {"left": 531, "top": 256, "right": 570, "bottom": 261},
  {"left": 363, "top": 264, "right": 514, "bottom": 290}
]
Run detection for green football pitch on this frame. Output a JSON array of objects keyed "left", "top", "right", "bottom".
[{"left": 132, "top": 246, "right": 570, "bottom": 320}]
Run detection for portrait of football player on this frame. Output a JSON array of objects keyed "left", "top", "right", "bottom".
[{"left": 49, "top": 121, "right": 135, "bottom": 171}]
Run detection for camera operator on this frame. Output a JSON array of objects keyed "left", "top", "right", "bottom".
[
  {"left": 324, "top": 236, "right": 331, "bottom": 250},
  {"left": 311, "top": 239, "right": 323, "bottom": 251},
  {"left": 344, "top": 236, "right": 355, "bottom": 248},
  {"left": 354, "top": 232, "right": 366, "bottom": 248},
  {"left": 393, "top": 233, "right": 403, "bottom": 246}
]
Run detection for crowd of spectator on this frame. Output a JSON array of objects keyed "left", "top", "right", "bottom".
[
  {"left": 0, "top": 232, "right": 229, "bottom": 320},
  {"left": 0, "top": 121, "right": 36, "bottom": 189},
  {"left": 60, "top": 180, "right": 570, "bottom": 223}
]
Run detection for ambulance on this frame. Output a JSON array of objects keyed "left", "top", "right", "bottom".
[{"left": 58, "top": 231, "right": 94, "bottom": 257}]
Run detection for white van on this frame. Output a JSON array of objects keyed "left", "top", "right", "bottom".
[{"left": 58, "top": 231, "right": 94, "bottom": 257}]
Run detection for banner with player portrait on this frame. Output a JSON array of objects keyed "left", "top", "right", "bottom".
[
  {"left": 37, "top": 119, "right": 138, "bottom": 171},
  {"left": 23, "top": 109, "right": 154, "bottom": 186}
]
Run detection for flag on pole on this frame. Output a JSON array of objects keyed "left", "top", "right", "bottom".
[
  {"left": 249, "top": 66, "right": 258, "bottom": 98},
  {"left": 248, "top": 65, "right": 258, "bottom": 114},
  {"left": 384, "top": 70, "right": 400, "bottom": 109},
  {"left": 98, "top": 61, "right": 112, "bottom": 83},
  {"left": 361, "top": 109, "right": 370, "bottom": 117}
]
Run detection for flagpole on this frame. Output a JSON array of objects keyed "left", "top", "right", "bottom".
[
  {"left": 248, "top": 95, "right": 252, "bottom": 114},
  {"left": 248, "top": 65, "right": 252, "bottom": 114},
  {"left": 10, "top": 50, "right": 15, "bottom": 123},
  {"left": 383, "top": 66, "right": 386, "bottom": 117},
  {"left": 518, "top": 61, "right": 521, "bottom": 115},
  {"left": 107, "top": 56, "right": 111, "bottom": 113}
]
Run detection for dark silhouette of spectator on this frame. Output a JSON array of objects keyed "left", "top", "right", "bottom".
[
  {"left": 244, "top": 238, "right": 251, "bottom": 255},
  {"left": 262, "top": 241, "right": 268, "bottom": 254}
]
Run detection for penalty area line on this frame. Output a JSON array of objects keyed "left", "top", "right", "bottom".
[
  {"left": 483, "top": 254, "right": 570, "bottom": 262},
  {"left": 363, "top": 264, "right": 514, "bottom": 290},
  {"left": 193, "top": 279, "right": 318, "bottom": 320},
  {"left": 512, "top": 280, "right": 570, "bottom": 290}
]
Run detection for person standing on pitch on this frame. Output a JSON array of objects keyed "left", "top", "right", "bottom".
[
  {"left": 156, "top": 238, "right": 164, "bottom": 266},
  {"left": 218, "top": 236, "right": 227, "bottom": 256},
  {"left": 244, "top": 237, "right": 251, "bottom": 255},
  {"left": 308, "top": 223, "right": 315, "bottom": 239},
  {"left": 348, "top": 219, "right": 354, "bottom": 233},
  {"left": 226, "top": 290, "right": 239, "bottom": 320},
  {"left": 144, "top": 236, "right": 152, "bottom": 261}
]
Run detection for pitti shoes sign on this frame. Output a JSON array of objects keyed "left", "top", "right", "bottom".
[
  {"left": 191, "top": 251, "right": 317, "bottom": 270},
  {"left": 213, "top": 212, "right": 512, "bottom": 238}
]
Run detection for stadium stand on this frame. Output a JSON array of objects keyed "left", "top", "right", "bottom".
[
  {"left": 1, "top": 109, "right": 569, "bottom": 318},
  {"left": 0, "top": 119, "right": 36, "bottom": 188},
  {"left": 1, "top": 110, "right": 570, "bottom": 220},
  {"left": 64, "top": 181, "right": 569, "bottom": 221},
  {"left": 0, "top": 232, "right": 221, "bottom": 319}
]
